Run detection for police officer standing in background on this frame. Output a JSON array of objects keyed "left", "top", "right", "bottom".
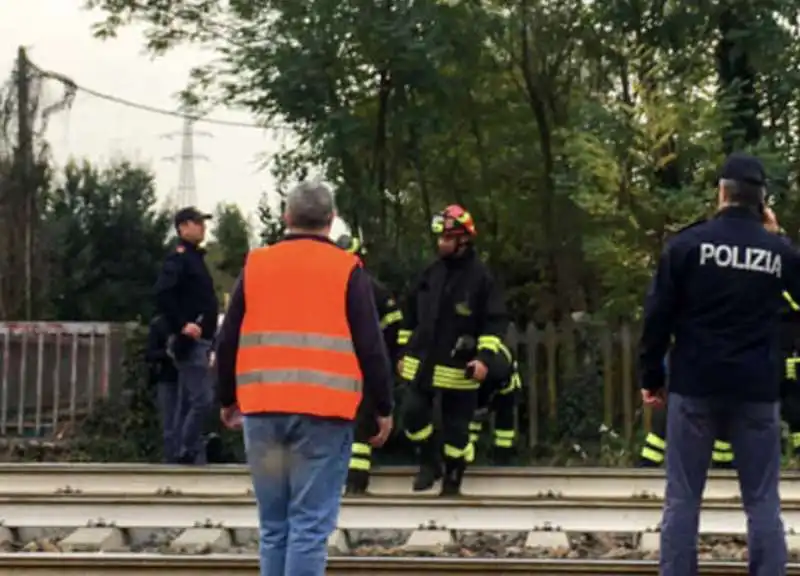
[
  {"left": 639, "top": 152, "right": 800, "bottom": 576},
  {"left": 334, "top": 233, "right": 404, "bottom": 494},
  {"left": 155, "top": 207, "right": 219, "bottom": 465}
]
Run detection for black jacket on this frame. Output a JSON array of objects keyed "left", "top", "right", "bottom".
[
  {"left": 639, "top": 207, "right": 800, "bottom": 402},
  {"left": 145, "top": 315, "right": 178, "bottom": 384},
  {"left": 154, "top": 240, "right": 219, "bottom": 350},
  {"left": 369, "top": 274, "right": 404, "bottom": 365},
  {"left": 398, "top": 247, "right": 509, "bottom": 390}
]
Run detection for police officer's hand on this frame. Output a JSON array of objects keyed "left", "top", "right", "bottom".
[
  {"left": 220, "top": 405, "right": 243, "bottom": 429},
  {"left": 466, "top": 359, "right": 488, "bottom": 381},
  {"left": 396, "top": 359, "right": 404, "bottom": 376},
  {"left": 182, "top": 322, "right": 202, "bottom": 339},
  {"left": 763, "top": 206, "right": 780, "bottom": 233},
  {"left": 641, "top": 388, "right": 666, "bottom": 408},
  {"left": 369, "top": 415, "right": 393, "bottom": 448}
]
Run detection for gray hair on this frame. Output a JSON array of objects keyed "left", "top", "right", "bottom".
[
  {"left": 285, "top": 180, "right": 335, "bottom": 230},
  {"left": 720, "top": 178, "right": 765, "bottom": 208}
]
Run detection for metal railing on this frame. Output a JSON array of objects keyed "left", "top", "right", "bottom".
[{"left": 0, "top": 322, "right": 126, "bottom": 437}]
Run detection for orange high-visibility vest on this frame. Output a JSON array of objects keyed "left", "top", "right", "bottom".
[{"left": 236, "top": 238, "right": 363, "bottom": 420}]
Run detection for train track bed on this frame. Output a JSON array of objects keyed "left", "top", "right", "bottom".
[
  {"left": 1, "top": 554, "right": 799, "bottom": 575},
  {"left": 0, "top": 527, "right": 775, "bottom": 561}
]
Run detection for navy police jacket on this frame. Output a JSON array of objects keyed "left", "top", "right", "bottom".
[{"left": 639, "top": 206, "right": 800, "bottom": 402}]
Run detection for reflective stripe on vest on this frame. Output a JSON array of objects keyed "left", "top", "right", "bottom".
[{"left": 235, "top": 239, "right": 362, "bottom": 420}]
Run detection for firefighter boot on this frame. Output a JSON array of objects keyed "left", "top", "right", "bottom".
[
  {"left": 440, "top": 458, "right": 466, "bottom": 496},
  {"left": 412, "top": 439, "right": 442, "bottom": 492},
  {"left": 345, "top": 469, "right": 369, "bottom": 495}
]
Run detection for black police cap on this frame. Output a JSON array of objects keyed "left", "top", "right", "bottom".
[
  {"left": 174, "top": 206, "right": 212, "bottom": 228},
  {"left": 719, "top": 152, "right": 767, "bottom": 187}
]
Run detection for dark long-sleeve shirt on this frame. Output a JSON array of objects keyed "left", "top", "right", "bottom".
[{"left": 215, "top": 236, "right": 394, "bottom": 417}]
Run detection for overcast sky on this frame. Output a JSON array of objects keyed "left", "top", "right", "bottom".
[{"left": 0, "top": 0, "right": 291, "bottom": 228}]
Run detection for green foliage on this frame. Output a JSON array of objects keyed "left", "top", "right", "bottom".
[
  {"left": 84, "top": 0, "right": 800, "bottom": 321},
  {"left": 69, "top": 325, "right": 162, "bottom": 462},
  {"left": 43, "top": 160, "right": 171, "bottom": 322},
  {"left": 257, "top": 193, "right": 286, "bottom": 246},
  {"left": 210, "top": 202, "right": 251, "bottom": 276}
]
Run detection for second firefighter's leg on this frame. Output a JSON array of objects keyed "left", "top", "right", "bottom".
[
  {"left": 782, "top": 375, "right": 800, "bottom": 455},
  {"left": 639, "top": 405, "right": 667, "bottom": 467},
  {"left": 491, "top": 391, "right": 517, "bottom": 465},
  {"left": 711, "top": 435, "right": 735, "bottom": 469},
  {"left": 346, "top": 402, "right": 378, "bottom": 494},
  {"left": 402, "top": 385, "right": 440, "bottom": 491},
  {"left": 441, "top": 389, "right": 478, "bottom": 496}
]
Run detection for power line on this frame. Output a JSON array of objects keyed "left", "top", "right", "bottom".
[{"left": 28, "top": 60, "right": 285, "bottom": 130}]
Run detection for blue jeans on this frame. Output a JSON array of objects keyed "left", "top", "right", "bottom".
[
  {"left": 175, "top": 339, "right": 212, "bottom": 464},
  {"left": 661, "top": 393, "right": 786, "bottom": 576},
  {"left": 243, "top": 413, "right": 353, "bottom": 576}
]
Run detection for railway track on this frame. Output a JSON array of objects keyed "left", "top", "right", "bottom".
[
  {"left": 2, "top": 462, "right": 795, "bottom": 499},
  {"left": 0, "top": 463, "right": 798, "bottom": 534},
  {"left": 2, "top": 463, "right": 800, "bottom": 557},
  {"left": 0, "top": 554, "right": 796, "bottom": 575}
]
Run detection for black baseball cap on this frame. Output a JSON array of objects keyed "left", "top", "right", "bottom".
[
  {"left": 174, "top": 206, "right": 212, "bottom": 227},
  {"left": 719, "top": 152, "right": 767, "bottom": 187}
]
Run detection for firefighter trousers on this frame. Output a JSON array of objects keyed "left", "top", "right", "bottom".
[
  {"left": 469, "top": 391, "right": 516, "bottom": 459},
  {"left": 781, "top": 377, "right": 800, "bottom": 454},
  {"left": 639, "top": 404, "right": 734, "bottom": 468},
  {"left": 403, "top": 385, "right": 478, "bottom": 472},
  {"left": 347, "top": 401, "right": 379, "bottom": 486}
]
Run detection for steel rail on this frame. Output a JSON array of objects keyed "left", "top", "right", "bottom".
[
  {"left": 0, "top": 463, "right": 796, "bottom": 500},
  {"left": 0, "top": 554, "right": 795, "bottom": 575},
  {"left": 0, "top": 494, "right": 795, "bottom": 534}
]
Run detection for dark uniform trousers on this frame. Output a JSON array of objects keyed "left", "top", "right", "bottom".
[
  {"left": 346, "top": 276, "right": 402, "bottom": 490},
  {"left": 403, "top": 383, "right": 478, "bottom": 471},
  {"left": 469, "top": 362, "right": 520, "bottom": 464},
  {"left": 661, "top": 394, "right": 785, "bottom": 575}
]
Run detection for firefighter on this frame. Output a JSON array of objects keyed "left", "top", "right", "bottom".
[
  {"left": 638, "top": 355, "right": 734, "bottom": 468},
  {"left": 398, "top": 204, "right": 509, "bottom": 496},
  {"left": 781, "top": 288, "right": 800, "bottom": 454},
  {"left": 468, "top": 347, "right": 520, "bottom": 465},
  {"left": 334, "top": 233, "right": 404, "bottom": 494}
]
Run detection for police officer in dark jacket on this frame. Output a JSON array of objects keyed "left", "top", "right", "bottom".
[
  {"left": 145, "top": 315, "right": 181, "bottom": 463},
  {"left": 399, "top": 204, "right": 509, "bottom": 495},
  {"left": 155, "top": 206, "right": 219, "bottom": 465},
  {"left": 639, "top": 152, "right": 800, "bottom": 575},
  {"left": 334, "top": 233, "right": 404, "bottom": 494}
]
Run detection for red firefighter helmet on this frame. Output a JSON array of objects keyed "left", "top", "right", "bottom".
[{"left": 431, "top": 204, "right": 476, "bottom": 238}]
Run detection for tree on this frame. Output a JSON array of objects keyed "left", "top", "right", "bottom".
[
  {"left": 44, "top": 159, "right": 170, "bottom": 321},
  {"left": 210, "top": 202, "right": 251, "bottom": 277},
  {"left": 85, "top": 0, "right": 800, "bottom": 321},
  {"left": 257, "top": 193, "right": 286, "bottom": 246}
]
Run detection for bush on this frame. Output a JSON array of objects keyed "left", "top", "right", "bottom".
[{"left": 69, "top": 324, "right": 163, "bottom": 462}]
